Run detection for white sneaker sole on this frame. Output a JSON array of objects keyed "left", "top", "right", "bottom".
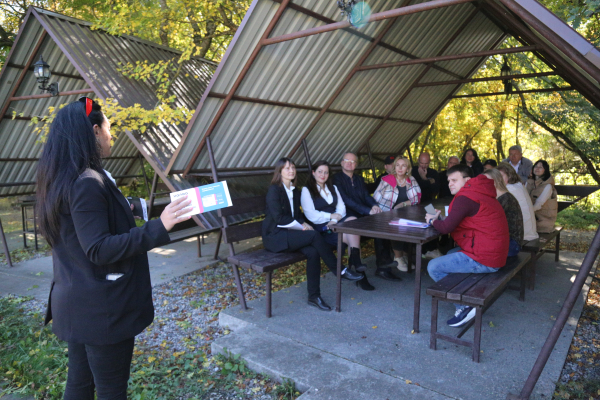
[
  {"left": 395, "top": 258, "right": 408, "bottom": 272},
  {"left": 448, "top": 308, "right": 476, "bottom": 327}
]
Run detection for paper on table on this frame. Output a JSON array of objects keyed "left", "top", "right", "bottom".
[
  {"left": 277, "top": 220, "right": 305, "bottom": 230},
  {"left": 389, "top": 218, "right": 429, "bottom": 228}
]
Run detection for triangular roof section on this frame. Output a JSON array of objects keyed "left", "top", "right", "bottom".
[
  {"left": 166, "top": 0, "right": 600, "bottom": 178},
  {"left": 0, "top": 7, "right": 217, "bottom": 197}
]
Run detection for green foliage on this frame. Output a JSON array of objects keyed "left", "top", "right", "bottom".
[
  {"left": 554, "top": 378, "right": 600, "bottom": 399},
  {"left": 0, "top": 295, "right": 68, "bottom": 399},
  {"left": 128, "top": 350, "right": 209, "bottom": 400},
  {"left": 556, "top": 207, "right": 600, "bottom": 231},
  {"left": 0, "top": 297, "right": 274, "bottom": 400},
  {"left": 273, "top": 378, "right": 300, "bottom": 400}
]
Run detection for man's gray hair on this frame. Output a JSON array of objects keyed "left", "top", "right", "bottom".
[
  {"left": 449, "top": 156, "right": 459, "bottom": 162},
  {"left": 508, "top": 145, "right": 522, "bottom": 153},
  {"left": 342, "top": 151, "right": 357, "bottom": 160}
]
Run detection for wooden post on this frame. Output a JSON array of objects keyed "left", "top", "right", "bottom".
[{"left": 0, "top": 218, "right": 12, "bottom": 267}]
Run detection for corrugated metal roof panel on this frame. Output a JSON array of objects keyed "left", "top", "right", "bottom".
[
  {"left": 304, "top": 113, "right": 382, "bottom": 162},
  {"left": 369, "top": 121, "right": 421, "bottom": 153},
  {"left": 0, "top": 8, "right": 216, "bottom": 196}
]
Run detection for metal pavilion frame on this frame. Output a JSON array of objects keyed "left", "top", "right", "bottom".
[
  {"left": 170, "top": 0, "right": 594, "bottom": 178},
  {"left": 162, "top": 1, "right": 600, "bottom": 399}
]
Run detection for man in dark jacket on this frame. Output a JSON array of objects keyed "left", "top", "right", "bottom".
[
  {"left": 411, "top": 152, "right": 439, "bottom": 204},
  {"left": 438, "top": 156, "right": 460, "bottom": 199},
  {"left": 367, "top": 155, "right": 395, "bottom": 193},
  {"left": 333, "top": 152, "right": 401, "bottom": 283},
  {"left": 425, "top": 164, "right": 509, "bottom": 327}
]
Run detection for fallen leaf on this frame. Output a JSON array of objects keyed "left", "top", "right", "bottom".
[
  {"left": 372, "top": 326, "right": 377, "bottom": 329},
  {"left": 357, "top": 302, "right": 362, "bottom": 305},
  {"left": 405, "top": 380, "right": 412, "bottom": 384},
  {"left": 488, "top": 321, "right": 495, "bottom": 327},
  {"left": 411, "top": 329, "right": 415, "bottom": 334}
]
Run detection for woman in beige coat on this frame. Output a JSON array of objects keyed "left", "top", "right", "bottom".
[{"left": 526, "top": 160, "right": 558, "bottom": 233}]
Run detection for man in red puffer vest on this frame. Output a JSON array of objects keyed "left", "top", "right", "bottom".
[{"left": 425, "top": 164, "right": 509, "bottom": 327}]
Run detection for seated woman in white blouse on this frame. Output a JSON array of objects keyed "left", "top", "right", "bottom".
[{"left": 301, "top": 160, "right": 374, "bottom": 291}]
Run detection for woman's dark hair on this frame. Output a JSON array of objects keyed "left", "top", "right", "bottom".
[
  {"left": 306, "top": 160, "right": 335, "bottom": 198},
  {"left": 483, "top": 159, "right": 497, "bottom": 168},
  {"left": 532, "top": 159, "right": 551, "bottom": 181},
  {"left": 460, "top": 148, "right": 481, "bottom": 165},
  {"left": 271, "top": 157, "right": 297, "bottom": 186},
  {"left": 36, "top": 99, "right": 105, "bottom": 246}
]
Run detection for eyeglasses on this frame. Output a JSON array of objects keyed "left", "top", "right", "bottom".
[
  {"left": 343, "top": 159, "right": 357, "bottom": 164},
  {"left": 78, "top": 96, "right": 93, "bottom": 117}
]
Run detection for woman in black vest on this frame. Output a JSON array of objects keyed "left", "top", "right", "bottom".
[
  {"left": 36, "top": 98, "right": 192, "bottom": 400},
  {"left": 262, "top": 158, "right": 362, "bottom": 311},
  {"left": 301, "top": 160, "right": 374, "bottom": 291}
]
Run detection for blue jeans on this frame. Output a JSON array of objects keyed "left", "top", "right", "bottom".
[
  {"left": 508, "top": 238, "right": 521, "bottom": 257},
  {"left": 427, "top": 247, "right": 499, "bottom": 309}
]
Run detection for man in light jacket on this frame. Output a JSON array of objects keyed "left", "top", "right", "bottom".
[{"left": 503, "top": 145, "right": 533, "bottom": 184}]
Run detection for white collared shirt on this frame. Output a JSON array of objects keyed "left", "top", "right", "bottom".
[
  {"left": 300, "top": 185, "right": 346, "bottom": 224},
  {"left": 284, "top": 184, "right": 295, "bottom": 217},
  {"left": 511, "top": 159, "right": 521, "bottom": 174}
]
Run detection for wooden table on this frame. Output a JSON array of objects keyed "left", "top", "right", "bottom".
[{"left": 332, "top": 204, "right": 445, "bottom": 333}]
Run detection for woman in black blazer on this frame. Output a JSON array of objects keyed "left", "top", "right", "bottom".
[
  {"left": 262, "top": 158, "right": 362, "bottom": 311},
  {"left": 36, "top": 98, "right": 191, "bottom": 400}
]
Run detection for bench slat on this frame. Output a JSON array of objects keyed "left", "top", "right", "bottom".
[
  {"left": 224, "top": 222, "right": 262, "bottom": 243},
  {"left": 461, "top": 253, "right": 530, "bottom": 306},
  {"left": 426, "top": 273, "right": 472, "bottom": 298},
  {"left": 447, "top": 274, "right": 488, "bottom": 301},
  {"left": 168, "top": 226, "right": 207, "bottom": 242},
  {"left": 229, "top": 249, "right": 306, "bottom": 273},
  {"left": 221, "top": 196, "right": 266, "bottom": 217}
]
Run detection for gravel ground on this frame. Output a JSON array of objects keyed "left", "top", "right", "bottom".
[{"left": 554, "top": 264, "right": 600, "bottom": 399}]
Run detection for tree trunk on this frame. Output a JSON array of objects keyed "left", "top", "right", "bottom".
[
  {"left": 419, "top": 122, "right": 435, "bottom": 156},
  {"left": 158, "top": 0, "right": 170, "bottom": 47},
  {"left": 519, "top": 92, "right": 600, "bottom": 184},
  {"left": 492, "top": 109, "right": 506, "bottom": 161}
]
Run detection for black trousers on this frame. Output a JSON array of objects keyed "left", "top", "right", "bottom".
[
  {"left": 374, "top": 238, "right": 393, "bottom": 268},
  {"left": 286, "top": 229, "right": 338, "bottom": 299},
  {"left": 64, "top": 337, "right": 135, "bottom": 400}
]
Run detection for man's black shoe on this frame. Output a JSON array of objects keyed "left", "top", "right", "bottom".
[
  {"left": 375, "top": 268, "right": 402, "bottom": 281},
  {"left": 341, "top": 267, "right": 363, "bottom": 281},
  {"left": 378, "top": 260, "right": 398, "bottom": 269},
  {"left": 356, "top": 275, "right": 375, "bottom": 291},
  {"left": 307, "top": 296, "right": 332, "bottom": 311}
]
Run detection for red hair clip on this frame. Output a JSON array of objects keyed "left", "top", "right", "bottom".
[{"left": 78, "top": 96, "right": 93, "bottom": 117}]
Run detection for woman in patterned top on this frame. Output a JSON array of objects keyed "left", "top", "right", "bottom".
[
  {"left": 483, "top": 169, "right": 523, "bottom": 257},
  {"left": 373, "top": 156, "right": 421, "bottom": 271}
]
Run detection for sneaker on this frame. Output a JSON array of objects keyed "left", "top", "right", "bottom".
[
  {"left": 401, "top": 255, "right": 415, "bottom": 270},
  {"left": 395, "top": 257, "right": 408, "bottom": 272},
  {"left": 447, "top": 306, "right": 476, "bottom": 327},
  {"left": 424, "top": 249, "right": 444, "bottom": 259}
]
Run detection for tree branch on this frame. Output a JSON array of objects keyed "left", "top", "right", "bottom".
[{"left": 518, "top": 90, "right": 600, "bottom": 184}]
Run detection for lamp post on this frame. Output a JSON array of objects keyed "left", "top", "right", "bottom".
[
  {"left": 32, "top": 56, "right": 59, "bottom": 96},
  {"left": 501, "top": 57, "right": 512, "bottom": 97}
]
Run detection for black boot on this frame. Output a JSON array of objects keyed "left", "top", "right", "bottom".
[
  {"left": 349, "top": 247, "right": 367, "bottom": 272},
  {"left": 356, "top": 274, "right": 375, "bottom": 291}
]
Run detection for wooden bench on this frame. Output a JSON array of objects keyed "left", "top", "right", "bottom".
[
  {"left": 521, "top": 226, "right": 562, "bottom": 290},
  {"left": 149, "top": 196, "right": 214, "bottom": 258},
  {"left": 220, "top": 196, "right": 307, "bottom": 318},
  {"left": 427, "top": 252, "right": 531, "bottom": 362}
]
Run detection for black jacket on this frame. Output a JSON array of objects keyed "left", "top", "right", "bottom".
[
  {"left": 261, "top": 184, "right": 305, "bottom": 253},
  {"left": 332, "top": 172, "right": 377, "bottom": 218},
  {"left": 45, "top": 169, "right": 170, "bottom": 345},
  {"left": 411, "top": 166, "right": 439, "bottom": 204}
]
